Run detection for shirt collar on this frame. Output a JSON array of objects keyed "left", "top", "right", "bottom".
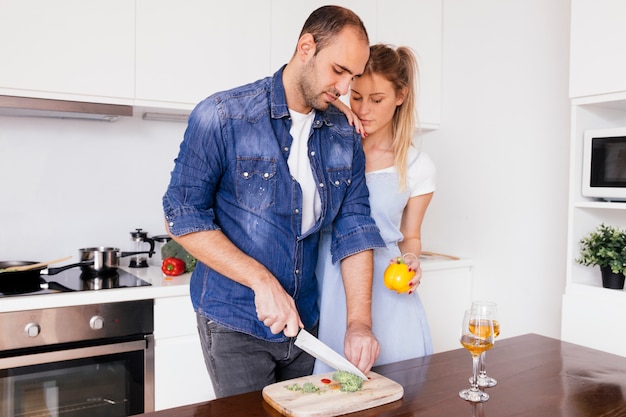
[
  {"left": 270, "top": 65, "right": 290, "bottom": 119},
  {"left": 269, "top": 65, "right": 332, "bottom": 129}
]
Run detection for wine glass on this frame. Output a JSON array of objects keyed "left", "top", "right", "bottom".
[
  {"left": 459, "top": 309, "right": 495, "bottom": 402},
  {"left": 470, "top": 301, "right": 499, "bottom": 388}
]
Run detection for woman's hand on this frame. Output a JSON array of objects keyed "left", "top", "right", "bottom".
[
  {"left": 334, "top": 99, "right": 367, "bottom": 137},
  {"left": 387, "top": 253, "right": 422, "bottom": 295}
]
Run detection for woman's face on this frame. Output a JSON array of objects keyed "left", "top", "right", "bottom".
[{"left": 349, "top": 73, "right": 405, "bottom": 136}]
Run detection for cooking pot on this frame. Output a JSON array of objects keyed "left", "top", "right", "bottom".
[{"left": 78, "top": 247, "right": 154, "bottom": 273}]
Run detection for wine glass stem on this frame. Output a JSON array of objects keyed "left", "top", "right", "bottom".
[
  {"left": 479, "top": 351, "right": 487, "bottom": 376},
  {"left": 471, "top": 354, "right": 480, "bottom": 390}
]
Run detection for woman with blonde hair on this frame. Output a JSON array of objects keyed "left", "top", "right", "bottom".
[{"left": 315, "top": 44, "right": 435, "bottom": 370}]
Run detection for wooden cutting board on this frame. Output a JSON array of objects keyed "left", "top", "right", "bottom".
[{"left": 262, "top": 371, "right": 403, "bottom": 417}]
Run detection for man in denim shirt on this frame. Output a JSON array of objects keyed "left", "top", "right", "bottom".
[{"left": 163, "top": 5, "right": 385, "bottom": 398}]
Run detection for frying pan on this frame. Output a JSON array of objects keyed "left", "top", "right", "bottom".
[
  {"left": 0, "top": 247, "right": 154, "bottom": 294},
  {"left": 0, "top": 261, "right": 83, "bottom": 294}
]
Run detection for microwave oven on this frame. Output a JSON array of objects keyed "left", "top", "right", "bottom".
[{"left": 582, "top": 127, "right": 626, "bottom": 201}]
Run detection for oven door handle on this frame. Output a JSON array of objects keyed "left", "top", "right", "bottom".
[{"left": 0, "top": 338, "right": 148, "bottom": 369}]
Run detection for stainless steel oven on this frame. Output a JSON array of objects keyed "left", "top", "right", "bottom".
[{"left": 0, "top": 300, "right": 154, "bottom": 417}]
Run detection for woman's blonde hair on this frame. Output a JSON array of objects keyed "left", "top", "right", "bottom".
[{"left": 361, "top": 44, "right": 419, "bottom": 189}]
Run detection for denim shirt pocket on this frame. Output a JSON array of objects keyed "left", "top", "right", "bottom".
[
  {"left": 327, "top": 167, "right": 352, "bottom": 212},
  {"left": 236, "top": 157, "right": 277, "bottom": 211}
]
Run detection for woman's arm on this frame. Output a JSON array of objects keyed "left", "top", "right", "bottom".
[{"left": 398, "top": 192, "right": 434, "bottom": 292}]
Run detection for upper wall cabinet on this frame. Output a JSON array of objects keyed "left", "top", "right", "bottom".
[
  {"left": 0, "top": 0, "right": 135, "bottom": 104},
  {"left": 570, "top": 0, "right": 626, "bottom": 98},
  {"left": 0, "top": 0, "right": 441, "bottom": 123},
  {"left": 271, "top": 0, "right": 441, "bottom": 129},
  {"left": 135, "top": 0, "right": 272, "bottom": 110}
]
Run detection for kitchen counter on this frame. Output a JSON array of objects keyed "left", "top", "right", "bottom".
[
  {"left": 0, "top": 256, "right": 472, "bottom": 411},
  {"left": 0, "top": 256, "right": 470, "bottom": 314},
  {"left": 133, "top": 333, "right": 626, "bottom": 417},
  {"left": 0, "top": 265, "right": 191, "bottom": 313}
]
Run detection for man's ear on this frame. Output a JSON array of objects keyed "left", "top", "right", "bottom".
[{"left": 297, "top": 33, "right": 316, "bottom": 61}]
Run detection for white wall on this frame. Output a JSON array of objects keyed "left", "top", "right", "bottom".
[
  {"left": 0, "top": 115, "right": 185, "bottom": 261},
  {"left": 0, "top": 0, "right": 571, "bottom": 340},
  {"left": 421, "top": 0, "right": 571, "bottom": 339}
]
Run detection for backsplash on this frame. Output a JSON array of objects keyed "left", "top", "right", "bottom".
[{"left": 0, "top": 115, "right": 185, "bottom": 261}]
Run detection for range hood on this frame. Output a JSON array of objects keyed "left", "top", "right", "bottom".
[{"left": 0, "top": 95, "right": 133, "bottom": 121}]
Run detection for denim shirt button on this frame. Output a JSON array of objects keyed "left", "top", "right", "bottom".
[
  {"left": 295, "top": 269, "right": 300, "bottom": 274},
  {"left": 347, "top": 179, "right": 351, "bottom": 184},
  {"left": 168, "top": 221, "right": 174, "bottom": 227},
  {"left": 319, "top": 183, "right": 324, "bottom": 188},
  {"left": 284, "top": 147, "right": 289, "bottom": 152},
  {"left": 334, "top": 180, "right": 340, "bottom": 186},
  {"left": 294, "top": 209, "right": 300, "bottom": 214},
  {"left": 243, "top": 172, "right": 249, "bottom": 178},
  {"left": 263, "top": 173, "right": 269, "bottom": 178},
  {"left": 310, "top": 151, "right": 315, "bottom": 156}
]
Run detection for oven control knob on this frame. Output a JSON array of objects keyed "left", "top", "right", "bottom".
[
  {"left": 89, "top": 315, "right": 105, "bottom": 330},
  {"left": 24, "top": 322, "right": 41, "bottom": 337}
]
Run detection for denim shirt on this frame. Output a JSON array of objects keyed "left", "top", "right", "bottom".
[{"left": 163, "top": 66, "right": 385, "bottom": 342}]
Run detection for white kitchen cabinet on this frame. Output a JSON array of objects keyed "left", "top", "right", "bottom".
[
  {"left": 0, "top": 0, "right": 134, "bottom": 104},
  {"left": 560, "top": 0, "right": 626, "bottom": 358},
  {"left": 562, "top": 288, "right": 626, "bottom": 357},
  {"left": 569, "top": 0, "right": 626, "bottom": 98},
  {"left": 562, "top": 1, "right": 626, "bottom": 357},
  {"left": 560, "top": 94, "right": 626, "bottom": 357},
  {"left": 154, "top": 295, "right": 215, "bottom": 410},
  {"left": 270, "top": 0, "right": 442, "bottom": 129},
  {"left": 135, "top": 0, "right": 271, "bottom": 110},
  {"left": 418, "top": 260, "right": 473, "bottom": 353}
]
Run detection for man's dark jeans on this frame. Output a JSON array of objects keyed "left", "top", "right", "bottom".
[{"left": 196, "top": 313, "right": 316, "bottom": 398}]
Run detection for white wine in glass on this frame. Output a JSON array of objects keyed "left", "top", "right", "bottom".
[
  {"left": 470, "top": 301, "right": 499, "bottom": 388},
  {"left": 459, "top": 309, "right": 495, "bottom": 402}
]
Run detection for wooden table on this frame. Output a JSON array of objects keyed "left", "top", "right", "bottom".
[{"left": 139, "top": 334, "right": 626, "bottom": 417}]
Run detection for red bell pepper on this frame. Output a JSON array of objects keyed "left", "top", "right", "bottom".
[{"left": 161, "top": 257, "right": 186, "bottom": 276}]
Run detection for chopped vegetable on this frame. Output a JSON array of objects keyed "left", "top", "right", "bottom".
[
  {"left": 332, "top": 371, "right": 364, "bottom": 392},
  {"left": 161, "top": 257, "right": 186, "bottom": 276},
  {"left": 285, "top": 382, "right": 320, "bottom": 393},
  {"left": 284, "top": 373, "right": 364, "bottom": 394},
  {"left": 161, "top": 239, "right": 197, "bottom": 272},
  {"left": 301, "top": 382, "right": 320, "bottom": 393}
]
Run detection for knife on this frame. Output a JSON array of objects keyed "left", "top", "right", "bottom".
[{"left": 294, "top": 329, "right": 368, "bottom": 380}]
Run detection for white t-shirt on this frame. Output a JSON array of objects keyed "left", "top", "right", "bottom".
[
  {"left": 287, "top": 109, "right": 321, "bottom": 234},
  {"left": 372, "top": 145, "right": 436, "bottom": 197},
  {"left": 407, "top": 146, "right": 436, "bottom": 197}
]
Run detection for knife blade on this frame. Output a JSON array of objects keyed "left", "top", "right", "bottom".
[{"left": 294, "top": 329, "right": 368, "bottom": 380}]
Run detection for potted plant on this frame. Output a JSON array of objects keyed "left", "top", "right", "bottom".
[{"left": 576, "top": 223, "right": 626, "bottom": 289}]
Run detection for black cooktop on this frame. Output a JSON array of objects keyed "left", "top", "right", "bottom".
[{"left": 0, "top": 267, "right": 151, "bottom": 297}]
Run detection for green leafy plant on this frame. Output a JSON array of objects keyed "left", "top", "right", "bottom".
[{"left": 576, "top": 223, "right": 626, "bottom": 275}]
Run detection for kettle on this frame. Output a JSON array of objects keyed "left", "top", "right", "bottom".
[{"left": 129, "top": 228, "right": 155, "bottom": 268}]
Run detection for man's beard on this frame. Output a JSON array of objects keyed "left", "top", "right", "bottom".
[{"left": 299, "top": 56, "right": 339, "bottom": 111}]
